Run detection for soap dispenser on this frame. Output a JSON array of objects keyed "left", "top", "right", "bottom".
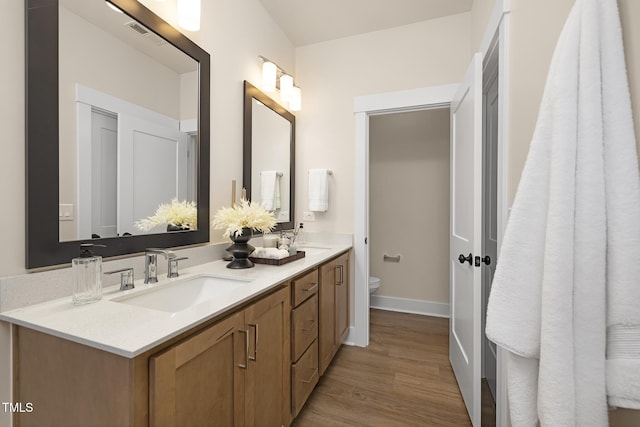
[{"left": 72, "top": 243, "right": 105, "bottom": 305}]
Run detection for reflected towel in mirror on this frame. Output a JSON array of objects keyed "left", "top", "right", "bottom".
[{"left": 261, "top": 171, "right": 281, "bottom": 211}]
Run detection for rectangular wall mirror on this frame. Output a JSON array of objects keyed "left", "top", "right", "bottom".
[
  {"left": 26, "top": 0, "right": 210, "bottom": 268},
  {"left": 243, "top": 81, "right": 295, "bottom": 233}
]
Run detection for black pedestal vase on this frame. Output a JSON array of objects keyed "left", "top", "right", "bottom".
[{"left": 225, "top": 227, "right": 255, "bottom": 269}]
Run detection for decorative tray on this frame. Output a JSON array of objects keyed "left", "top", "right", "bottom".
[{"left": 250, "top": 250, "right": 306, "bottom": 266}]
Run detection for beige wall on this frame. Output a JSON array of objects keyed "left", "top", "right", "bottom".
[
  {"left": 0, "top": 1, "right": 26, "bottom": 278},
  {"left": 294, "top": 13, "right": 471, "bottom": 235},
  {"left": 506, "top": 0, "right": 640, "bottom": 424},
  {"left": 507, "top": 0, "right": 640, "bottom": 204},
  {"left": 470, "top": 0, "right": 497, "bottom": 53},
  {"left": 0, "top": 0, "right": 294, "bottom": 278},
  {"left": 369, "top": 109, "right": 450, "bottom": 303}
]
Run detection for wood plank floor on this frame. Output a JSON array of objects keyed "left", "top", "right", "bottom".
[{"left": 293, "top": 309, "right": 473, "bottom": 426}]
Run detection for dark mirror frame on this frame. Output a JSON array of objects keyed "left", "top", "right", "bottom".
[
  {"left": 25, "top": 0, "right": 210, "bottom": 269},
  {"left": 243, "top": 80, "right": 295, "bottom": 233}
]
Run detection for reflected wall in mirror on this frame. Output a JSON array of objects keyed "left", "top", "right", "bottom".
[
  {"left": 243, "top": 81, "right": 295, "bottom": 232},
  {"left": 26, "top": 0, "right": 210, "bottom": 269},
  {"left": 59, "top": 0, "right": 199, "bottom": 241}
]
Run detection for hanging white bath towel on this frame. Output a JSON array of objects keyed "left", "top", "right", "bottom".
[
  {"left": 260, "top": 171, "right": 281, "bottom": 211},
  {"left": 308, "top": 169, "right": 329, "bottom": 212},
  {"left": 485, "top": 0, "right": 640, "bottom": 425}
]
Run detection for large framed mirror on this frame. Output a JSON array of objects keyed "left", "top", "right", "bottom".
[
  {"left": 243, "top": 81, "right": 295, "bottom": 233},
  {"left": 26, "top": 0, "right": 210, "bottom": 269}
]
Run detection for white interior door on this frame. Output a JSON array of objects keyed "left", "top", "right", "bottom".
[
  {"left": 90, "top": 109, "right": 118, "bottom": 238},
  {"left": 118, "top": 115, "right": 189, "bottom": 235},
  {"left": 450, "top": 52, "right": 483, "bottom": 426}
]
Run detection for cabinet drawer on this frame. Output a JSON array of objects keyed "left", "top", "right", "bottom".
[
  {"left": 291, "top": 269, "right": 319, "bottom": 307},
  {"left": 291, "top": 339, "right": 319, "bottom": 418},
  {"left": 292, "top": 294, "right": 318, "bottom": 361}
]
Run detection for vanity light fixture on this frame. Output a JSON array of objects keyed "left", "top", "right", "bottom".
[
  {"left": 178, "top": 0, "right": 201, "bottom": 32},
  {"left": 259, "top": 56, "right": 302, "bottom": 111},
  {"left": 262, "top": 61, "right": 278, "bottom": 92},
  {"left": 280, "top": 74, "right": 294, "bottom": 101},
  {"left": 289, "top": 87, "right": 302, "bottom": 112}
]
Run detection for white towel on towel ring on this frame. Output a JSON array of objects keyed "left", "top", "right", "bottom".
[{"left": 308, "top": 169, "right": 329, "bottom": 212}]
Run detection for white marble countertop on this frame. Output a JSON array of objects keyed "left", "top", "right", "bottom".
[{"left": 0, "top": 242, "right": 351, "bottom": 358}]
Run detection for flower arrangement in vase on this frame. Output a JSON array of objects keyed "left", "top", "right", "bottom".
[
  {"left": 211, "top": 199, "right": 276, "bottom": 268},
  {"left": 135, "top": 199, "right": 197, "bottom": 232}
]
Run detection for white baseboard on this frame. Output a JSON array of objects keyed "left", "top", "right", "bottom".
[
  {"left": 342, "top": 326, "right": 357, "bottom": 346},
  {"left": 370, "top": 295, "right": 450, "bottom": 318}
]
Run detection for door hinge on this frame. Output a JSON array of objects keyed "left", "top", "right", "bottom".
[{"left": 364, "top": 237, "right": 368, "bottom": 244}]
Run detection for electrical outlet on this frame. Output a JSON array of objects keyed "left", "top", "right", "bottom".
[
  {"left": 59, "top": 204, "right": 74, "bottom": 221},
  {"left": 302, "top": 211, "right": 315, "bottom": 221},
  {"left": 277, "top": 211, "right": 289, "bottom": 220}
]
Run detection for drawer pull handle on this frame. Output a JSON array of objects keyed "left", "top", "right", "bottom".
[
  {"left": 239, "top": 329, "right": 249, "bottom": 369},
  {"left": 302, "top": 320, "right": 317, "bottom": 332},
  {"left": 301, "top": 283, "right": 318, "bottom": 293},
  {"left": 301, "top": 368, "right": 318, "bottom": 384},
  {"left": 248, "top": 323, "right": 258, "bottom": 361},
  {"left": 336, "top": 265, "right": 344, "bottom": 285}
]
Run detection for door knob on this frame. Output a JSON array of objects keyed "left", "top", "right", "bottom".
[
  {"left": 474, "top": 255, "right": 491, "bottom": 267},
  {"left": 458, "top": 253, "right": 472, "bottom": 266}
]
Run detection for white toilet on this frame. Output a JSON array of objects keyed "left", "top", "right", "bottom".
[{"left": 369, "top": 276, "right": 381, "bottom": 295}]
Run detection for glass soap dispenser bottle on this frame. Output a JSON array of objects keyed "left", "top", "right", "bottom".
[{"left": 72, "top": 243, "right": 105, "bottom": 305}]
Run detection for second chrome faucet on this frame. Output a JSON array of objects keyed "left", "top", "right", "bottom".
[{"left": 144, "top": 248, "right": 176, "bottom": 284}]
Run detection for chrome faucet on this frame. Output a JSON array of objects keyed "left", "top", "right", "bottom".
[
  {"left": 105, "top": 267, "right": 135, "bottom": 291},
  {"left": 144, "top": 248, "right": 176, "bottom": 284}
]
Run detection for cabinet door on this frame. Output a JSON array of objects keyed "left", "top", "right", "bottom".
[
  {"left": 318, "top": 258, "right": 336, "bottom": 376},
  {"left": 150, "top": 311, "right": 246, "bottom": 427},
  {"left": 335, "top": 252, "right": 350, "bottom": 345},
  {"left": 243, "top": 286, "right": 290, "bottom": 427}
]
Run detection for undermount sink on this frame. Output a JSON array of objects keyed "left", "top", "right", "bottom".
[
  {"left": 296, "top": 246, "right": 330, "bottom": 256},
  {"left": 113, "top": 275, "right": 253, "bottom": 313}
]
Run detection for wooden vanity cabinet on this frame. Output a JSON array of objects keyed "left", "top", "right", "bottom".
[
  {"left": 319, "top": 251, "right": 350, "bottom": 376},
  {"left": 288, "top": 250, "right": 351, "bottom": 420},
  {"left": 289, "top": 269, "right": 319, "bottom": 418},
  {"left": 150, "top": 285, "right": 290, "bottom": 427},
  {"left": 14, "top": 285, "right": 290, "bottom": 427},
  {"left": 243, "top": 285, "right": 291, "bottom": 427},
  {"left": 149, "top": 311, "right": 246, "bottom": 427}
]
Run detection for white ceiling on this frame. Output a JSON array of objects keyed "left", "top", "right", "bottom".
[{"left": 258, "top": 0, "right": 474, "bottom": 47}]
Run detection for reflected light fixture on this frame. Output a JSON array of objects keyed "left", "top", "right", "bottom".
[
  {"left": 178, "top": 0, "right": 201, "bottom": 32},
  {"left": 259, "top": 56, "right": 302, "bottom": 111}
]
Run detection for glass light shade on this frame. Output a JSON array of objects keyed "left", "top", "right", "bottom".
[
  {"left": 289, "top": 86, "right": 302, "bottom": 111},
  {"left": 178, "top": 0, "right": 201, "bottom": 32},
  {"left": 280, "top": 74, "right": 294, "bottom": 101},
  {"left": 262, "top": 61, "right": 277, "bottom": 92}
]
